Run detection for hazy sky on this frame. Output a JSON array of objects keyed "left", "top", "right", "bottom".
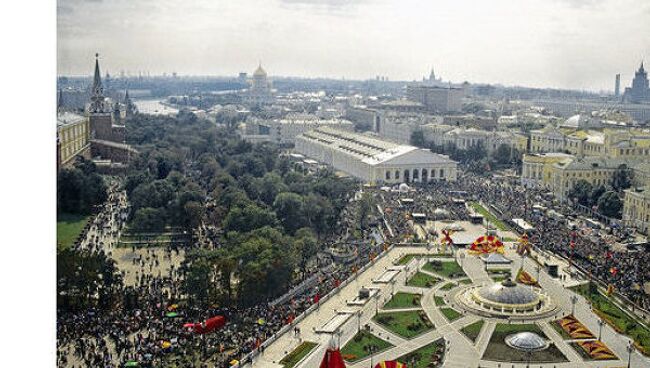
[{"left": 58, "top": 0, "right": 650, "bottom": 91}]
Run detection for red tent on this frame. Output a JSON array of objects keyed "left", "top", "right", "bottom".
[
  {"left": 319, "top": 348, "right": 346, "bottom": 368},
  {"left": 183, "top": 315, "right": 226, "bottom": 334}
]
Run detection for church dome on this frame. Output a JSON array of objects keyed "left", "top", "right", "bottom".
[
  {"left": 253, "top": 64, "right": 267, "bottom": 77},
  {"left": 476, "top": 279, "right": 538, "bottom": 305},
  {"left": 505, "top": 332, "right": 549, "bottom": 352}
]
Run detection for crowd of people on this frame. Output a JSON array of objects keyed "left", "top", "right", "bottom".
[{"left": 57, "top": 170, "right": 650, "bottom": 367}]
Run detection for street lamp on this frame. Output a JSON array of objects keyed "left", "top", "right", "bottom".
[
  {"left": 390, "top": 279, "right": 396, "bottom": 296},
  {"left": 570, "top": 295, "right": 578, "bottom": 316},
  {"left": 357, "top": 310, "right": 363, "bottom": 333},
  {"left": 374, "top": 292, "right": 380, "bottom": 314},
  {"left": 598, "top": 319, "right": 604, "bottom": 341},
  {"left": 535, "top": 265, "right": 541, "bottom": 282},
  {"left": 627, "top": 341, "right": 634, "bottom": 368},
  {"left": 369, "top": 345, "right": 376, "bottom": 368}
]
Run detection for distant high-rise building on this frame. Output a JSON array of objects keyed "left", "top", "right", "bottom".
[
  {"left": 615, "top": 74, "right": 621, "bottom": 97},
  {"left": 623, "top": 61, "right": 650, "bottom": 103}
]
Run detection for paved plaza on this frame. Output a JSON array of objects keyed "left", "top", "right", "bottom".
[{"left": 251, "top": 222, "right": 650, "bottom": 368}]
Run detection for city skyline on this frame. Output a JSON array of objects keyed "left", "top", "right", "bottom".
[{"left": 58, "top": 0, "right": 650, "bottom": 92}]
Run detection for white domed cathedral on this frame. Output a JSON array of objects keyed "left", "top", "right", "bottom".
[{"left": 247, "top": 62, "right": 273, "bottom": 106}]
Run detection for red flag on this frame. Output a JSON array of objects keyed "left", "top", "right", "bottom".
[
  {"left": 287, "top": 314, "right": 295, "bottom": 324},
  {"left": 255, "top": 338, "right": 261, "bottom": 349},
  {"left": 334, "top": 279, "right": 341, "bottom": 288},
  {"left": 605, "top": 251, "right": 612, "bottom": 259},
  {"left": 570, "top": 240, "right": 576, "bottom": 249},
  {"left": 313, "top": 293, "right": 320, "bottom": 304}
]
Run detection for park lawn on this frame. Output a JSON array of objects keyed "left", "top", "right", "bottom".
[
  {"left": 373, "top": 310, "right": 434, "bottom": 339},
  {"left": 440, "top": 282, "right": 456, "bottom": 291},
  {"left": 423, "top": 260, "right": 467, "bottom": 278},
  {"left": 280, "top": 341, "right": 318, "bottom": 368},
  {"left": 550, "top": 320, "right": 573, "bottom": 340},
  {"left": 384, "top": 292, "right": 422, "bottom": 309},
  {"left": 458, "top": 278, "right": 473, "bottom": 285},
  {"left": 434, "top": 295, "right": 446, "bottom": 306},
  {"left": 57, "top": 213, "right": 91, "bottom": 250},
  {"left": 468, "top": 202, "right": 509, "bottom": 231},
  {"left": 407, "top": 272, "right": 441, "bottom": 288},
  {"left": 340, "top": 330, "right": 393, "bottom": 362},
  {"left": 491, "top": 275, "right": 508, "bottom": 282},
  {"left": 440, "top": 307, "right": 462, "bottom": 322},
  {"left": 461, "top": 320, "right": 485, "bottom": 343},
  {"left": 482, "top": 324, "right": 568, "bottom": 363},
  {"left": 571, "top": 283, "right": 650, "bottom": 355},
  {"left": 397, "top": 339, "right": 445, "bottom": 368}
]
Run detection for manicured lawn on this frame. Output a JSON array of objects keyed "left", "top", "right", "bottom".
[
  {"left": 440, "top": 307, "right": 462, "bottom": 322},
  {"left": 571, "top": 283, "right": 650, "bottom": 355},
  {"left": 407, "top": 272, "right": 441, "bottom": 288},
  {"left": 423, "top": 260, "right": 467, "bottom": 278},
  {"left": 384, "top": 292, "right": 422, "bottom": 309},
  {"left": 550, "top": 320, "right": 572, "bottom": 340},
  {"left": 397, "top": 339, "right": 445, "bottom": 368},
  {"left": 468, "top": 202, "right": 509, "bottom": 231},
  {"left": 491, "top": 275, "right": 508, "bottom": 282},
  {"left": 461, "top": 320, "right": 485, "bottom": 342},
  {"left": 482, "top": 324, "right": 568, "bottom": 363},
  {"left": 440, "top": 282, "right": 456, "bottom": 291},
  {"left": 458, "top": 278, "right": 473, "bottom": 285},
  {"left": 57, "top": 213, "right": 91, "bottom": 250},
  {"left": 280, "top": 341, "right": 318, "bottom": 367},
  {"left": 373, "top": 310, "right": 434, "bottom": 339},
  {"left": 340, "top": 330, "right": 393, "bottom": 362},
  {"left": 434, "top": 295, "right": 446, "bottom": 306}
]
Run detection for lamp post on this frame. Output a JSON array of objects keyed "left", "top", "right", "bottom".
[
  {"left": 374, "top": 292, "right": 380, "bottom": 314},
  {"left": 570, "top": 295, "right": 578, "bottom": 316},
  {"left": 357, "top": 310, "right": 362, "bottom": 333},
  {"left": 535, "top": 265, "right": 541, "bottom": 282},
  {"left": 598, "top": 319, "right": 604, "bottom": 341},
  {"left": 390, "top": 279, "right": 396, "bottom": 296},
  {"left": 627, "top": 341, "right": 633, "bottom": 368},
  {"left": 369, "top": 345, "right": 376, "bottom": 368}
]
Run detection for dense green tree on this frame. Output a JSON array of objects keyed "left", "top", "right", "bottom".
[
  {"left": 611, "top": 164, "right": 633, "bottom": 192},
  {"left": 357, "top": 192, "right": 375, "bottom": 229},
  {"left": 131, "top": 207, "right": 167, "bottom": 232},
  {"left": 568, "top": 180, "right": 593, "bottom": 206},
  {"left": 591, "top": 185, "right": 607, "bottom": 204},
  {"left": 57, "top": 249, "right": 122, "bottom": 312},
  {"left": 492, "top": 144, "right": 513, "bottom": 166},
  {"left": 273, "top": 192, "right": 307, "bottom": 234},
  {"left": 597, "top": 191, "right": 623, "bottom": 218},
  {"left": 223, "top": 204, "right": 278, "bottom": 233},
  {"left": 57, "top": 161, "right": 107, "bottom": 214}
]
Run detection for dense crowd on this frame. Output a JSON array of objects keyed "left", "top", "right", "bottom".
[{"left": 57, "top": 170, "right": 650, "bottom": 367}]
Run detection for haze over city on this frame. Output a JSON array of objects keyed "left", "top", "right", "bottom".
[{"left": 58, "top": 0, "right": 650, "bottom": 91}]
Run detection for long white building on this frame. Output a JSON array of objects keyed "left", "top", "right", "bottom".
[
  {"left": 295, "top": 126, "right": 458, "bottom": 184},
  {"left": 240, "top": 117, "right": 354, "bottom": 144}
]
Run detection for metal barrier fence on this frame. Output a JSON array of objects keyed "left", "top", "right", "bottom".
[{"left": 237, "top": 243, "right": 397, "bottom": 367}]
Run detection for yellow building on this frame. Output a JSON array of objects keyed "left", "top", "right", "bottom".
[
  {"left": 521, "top": 152, "right": 574, "bottom": 188},
  {"left": 57, "top": 112, "right": 90, "bottom": 169},
  {"left": 548, "top": 157, "right": 625, "bottom": 200},
  {"left": 623, "top": 186, "right": 650, "bottom": 235}
]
